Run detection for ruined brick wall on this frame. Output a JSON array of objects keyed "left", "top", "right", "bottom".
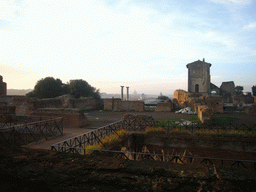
[
  {"left": 184, "top": 95, "right": 223, "bottom": 113},
  {"left": 104, "top": 98, "right": 121, "bottom": 111},
  {"left": 233, "top": 95, "right": 254, "bottom": 105},
  {"left": 0, "top": 76, "right": 7, "bottom": 96},
  {"left": 155, "top": 102, "right": 173, "bottom": 112},
  {"left": 66, "top": 97, "right": 97, "bottom": 109},
  {"left": 113, "top": 100, "right": 144, "bottom": 112},
  {"left": 197, "top": 105, "right": 213, "bottom": 123},
  {"left": 104, "top": 98, "right": 144, "bottom": 112},
  {"left": 32, "top": 108, "right": 87, "bottom": 128},
  {"left": 202, "top": 96, "right": 224, "bottom": 113},
  {"left": 174, "top": 90, "right": 187, "bottom": 107},
  {"left": 0, "top": 96, "right": 98, "bottom": 115}
]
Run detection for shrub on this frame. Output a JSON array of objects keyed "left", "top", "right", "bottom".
[
  {"left": 169, "top": 128, "right": 190, "bottom": 135},
  {"left": 145, "top": 127, "right": 166, "bottom": 134},
  {"left": 82, "top": 129, "right": 129, "bottom": 155},
  {"left": 194, "top": 129, "right": 216, "bottom": 137}
]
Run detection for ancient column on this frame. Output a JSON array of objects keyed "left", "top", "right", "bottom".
[
  {"left": 120, "top": 86, "right": 124, "bottom": 101},
  {"left": 126, "top": 87, "right": 129, "bottom": 101}
]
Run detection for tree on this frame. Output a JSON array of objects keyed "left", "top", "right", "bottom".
[
  {"left": 68, "top": 79, "right": 101, "bottom": 101},
  {"left": 26, "top": 77, "right": 64, "bottom": 98},
  {"left": 234, "top": 86, "right": 244, "bottom": 95},
  {"left": 252, "top": 85, "right": 256, "bottom": 96}
]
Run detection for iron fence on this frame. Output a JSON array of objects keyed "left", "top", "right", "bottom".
[
  {"left": 0, "top": 117, "right": 63, "bottom": 145},
  {"left": 52, "top": 146, "right": 256, "bottom": 169},
  {"left": 51, "top": 121, "right": 123, "bottom": 152},
  {"left": 153, "top": 120, "right": 256, "bottom": 135},
  {"left": 51, "top": 118, "right": 256, "bottom": 169}
]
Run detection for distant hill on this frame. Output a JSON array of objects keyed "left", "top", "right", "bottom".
[{"left": 7, "top": 89, "right": 33, "bottom": 96}]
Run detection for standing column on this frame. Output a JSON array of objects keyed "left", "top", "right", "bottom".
[
  {"left": 120, "top": 86, "right": 124, "bottom": 101},
  {"left": 126, "top": 87, "right": 129, "bottom": 101}
]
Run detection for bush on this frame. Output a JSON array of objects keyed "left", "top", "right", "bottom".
[
  {"left": 82, "top": 129, "right": 129, "bottom": 155},
  {"left": 145, "top": 127, "right": 166, "bottom": 134}
]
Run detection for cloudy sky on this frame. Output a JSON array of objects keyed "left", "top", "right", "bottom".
[{"left": 1, "top": 0, "right": 255, "bottom": 95}]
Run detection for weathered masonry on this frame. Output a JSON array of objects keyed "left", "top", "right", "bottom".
[
  {"left": 187, "top": 59, "right": 211, "bottom": 96},
  {"left": 0, "top": 76, "right": 7, "bottom": 96}
]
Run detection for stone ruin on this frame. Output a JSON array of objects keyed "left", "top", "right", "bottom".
[
  {"left": 104, "top": 98, "right": 144, "bottom": 112},
  {"left": 172, "top": 59, "right": 255, "bottom": 123},
  {"left": 0, "top": 75, "right": 7, "bottom": 96}
]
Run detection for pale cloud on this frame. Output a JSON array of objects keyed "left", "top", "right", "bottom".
[
  {"left": 0, "top": 0, "right": 24, "bottom": 22},
  {"left": 209, "top": 0, "right": 252, "bottom": 4},
  {"left": 245, "top": 22, "right": 256, "bottom": 29}
]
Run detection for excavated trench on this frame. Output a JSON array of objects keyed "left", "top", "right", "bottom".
[{"left": 109, "top": 133, "right": 256, "bottom": 164}]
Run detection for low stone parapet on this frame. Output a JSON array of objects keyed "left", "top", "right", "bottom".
[
  {"left": 155, "top": 102, "right": 173, "bottom": 112},
  {"left": 32, "top": 108, "right": 87, "bottom": 128}
]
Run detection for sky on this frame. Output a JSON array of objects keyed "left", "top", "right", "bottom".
[{"left": 0, "top": 0, "right": 255, "bottom": 95}]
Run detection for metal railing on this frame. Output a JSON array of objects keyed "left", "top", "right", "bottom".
[
  {"left": 51, "top": 121, "right": 123, "bottom": 152},
  {"left": 51, "top": 118, "right": 256, "bottom": 169},
  {"left": 0, "top": 117, "right": 63, "bottom": 145},
  {"left": 51, "top": 146, "right": 256, "bottom": 169},
  {"left": 154, "top": 120, "right": 256, "bottom": 135}
]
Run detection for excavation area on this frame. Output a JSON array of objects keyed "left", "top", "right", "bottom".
[{"left": 1, "top": 111, "right": 256, "bottom": 192}]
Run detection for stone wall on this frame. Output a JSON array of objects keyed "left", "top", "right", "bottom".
[
  {"left": 104, "top": 98, "right": 144, "bottom": 112},
  {"left": 104, "top": 98, "right": 121, "bottom": 111},
  {"left": 0, "top": 76, "right": 7, "bottom": 96},
  {"left": 0, "top": 95, "right": 98, "bottom": 115},
  {"left": 32, "top": 108, "right": 87, "bottom": 128},
  {"left": 197, "top": 105, "right": 213, "bottom": 123},
  {"left": 233, "top": 95, "right": 254, "bottom": 105},
  {"left": 155, "top": 102, "right": 173, "bottom": 112},
  {"left": 173, "top": 90, "right": 187, "bottom": 107},
  {"left": 184, "top": 95, "right": 223, "bottom": 113}
]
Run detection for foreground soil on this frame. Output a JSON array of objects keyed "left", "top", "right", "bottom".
[{"left": 1, "top": 145, "right": 256, "bottom": 192}]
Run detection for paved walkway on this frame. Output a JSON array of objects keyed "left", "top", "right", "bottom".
[{"left": 25, "top": 127, "right": 95, "bottom": 150}]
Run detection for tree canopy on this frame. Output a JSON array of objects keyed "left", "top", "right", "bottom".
[
  {"left": 26, "top": 77, "right": 65, "bottom": 98},
  {"left": 69, "top": 79, "right": 100, "bottom": 100},
  {"left": 234, "top": 86, "right": 244, "bottom": 95},
  {"left": 26, "top": 77, "right": 101, "bottom": 102}
]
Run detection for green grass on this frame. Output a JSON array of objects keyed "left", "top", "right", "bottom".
[
  {"left": 145, "top": 107, "right": 156, "bottom": 112},
  {"left": 212, "top": 117, "right": 238, "bottom": 125},
  {"left": 184, "top": 116, "right": 201, "bottom": 123}
]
